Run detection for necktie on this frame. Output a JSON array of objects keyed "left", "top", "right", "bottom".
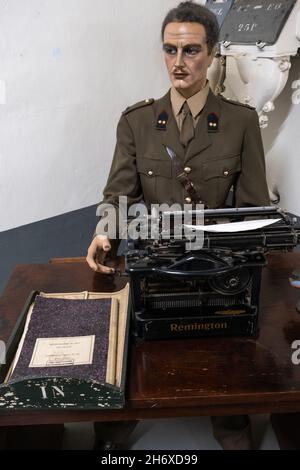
[{"left": 180, "top": 101, "right": 195, "bottom": 148}]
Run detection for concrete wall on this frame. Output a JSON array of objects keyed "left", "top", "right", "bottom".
[{"left": 0, "top": 0, "right": 177, "bottom": 232}]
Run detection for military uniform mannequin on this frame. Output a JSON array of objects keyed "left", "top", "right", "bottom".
[
  {"left": 99, "top": 85, "right": 268, "bottom": 215},
  {"left": 87, "top": 2, "right": 270, "bottom": 450}
]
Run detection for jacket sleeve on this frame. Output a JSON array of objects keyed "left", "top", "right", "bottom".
[
  {"left": 95, "top": 114, "right": 143, "bottom": 237},
  {"left": 235, "top": 109, "right": 270, "bottom": 207}
]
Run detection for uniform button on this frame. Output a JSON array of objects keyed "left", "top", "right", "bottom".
[
  {"left": 223, "top": 170, "right": 229, "bottom": 176},
  {"left": 185, "top": 197, "right": 192, "bottom": 204},
  {"left": 148, "top": 170, "right": 154, "bottom": 177},
  {"left": 184, "top": 166, "right": 191, "bottom": 174}
]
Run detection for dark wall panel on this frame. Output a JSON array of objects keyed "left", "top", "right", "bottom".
[{"left": 0, "top": 205, "right": 98, "bottom": 295}]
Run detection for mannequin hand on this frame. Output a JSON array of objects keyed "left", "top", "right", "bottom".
[{"left": 86, "top": 235, "right": 115, "bottom": 274}]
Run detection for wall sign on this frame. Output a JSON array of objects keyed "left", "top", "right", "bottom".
[
  {"left": 219, "top": 0, "right": 297, "bottom": 45},
  {"left": 205, "top": 0, "right": 235, "bottom": 27}
]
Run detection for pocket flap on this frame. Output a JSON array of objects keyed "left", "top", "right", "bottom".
[
  {"left": 137, "top": 157, "right": 172, "bottom": 178},
  {"left": 203, "top": 155, "right": 241, "bottom": 181}
]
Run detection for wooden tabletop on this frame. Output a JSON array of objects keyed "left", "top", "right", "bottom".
[{"left": 1, "top": 253, "right": 300, "bottom": 426}]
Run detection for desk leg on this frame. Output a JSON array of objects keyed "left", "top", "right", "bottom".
[{"left": 271, "top": 413, "right": 300, "bottom": 450}]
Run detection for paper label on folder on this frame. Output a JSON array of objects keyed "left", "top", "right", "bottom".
[
  {"left": 29, "top": 335, "right": 95, "bottom": 368},
  {"left": 184, "top": 218, "right": 281, "bottom": 233}
]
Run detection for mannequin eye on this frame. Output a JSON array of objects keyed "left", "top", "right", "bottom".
[
  {"left": 163, "top": 44, "right": 177, "bottom": 56},
  {"left": 183, "top": 46, "right": 201, "bottom": 57}
]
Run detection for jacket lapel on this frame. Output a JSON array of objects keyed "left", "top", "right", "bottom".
[
  {"left": 184, "top": 90, "right": 221, "bottom": 164},
  {"left": 153, "top": 91, "right": 185, "bottom": 161},
  {"left": 153, "top": 89, "right": 222, "bottom": 163}
]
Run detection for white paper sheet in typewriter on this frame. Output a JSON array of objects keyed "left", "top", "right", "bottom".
[{"left": 184, "top": 218, "right": 281, "bottom": 233}]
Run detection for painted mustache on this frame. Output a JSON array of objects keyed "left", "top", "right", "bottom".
[
  {"left": 173, "top": 67, "right": 188, "bottom": 75},
  {"left": 173, "top": 66, "right": 186, "bottom": 71}
]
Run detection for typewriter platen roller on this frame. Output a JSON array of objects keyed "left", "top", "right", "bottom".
[{"left": 125, "top": 206, "right": 300, "bottom": 340}]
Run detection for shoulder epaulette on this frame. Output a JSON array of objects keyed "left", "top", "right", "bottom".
[
  {"left": 122, "top": 98, "right": 154, "bottom": 115},
  {"left": 220, "top": 95, "right": 255, "bottom": 110}
]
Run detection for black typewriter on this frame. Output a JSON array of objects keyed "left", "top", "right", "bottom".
[{"left": 124, "top": 206, "right": 300, "bottom": 340}]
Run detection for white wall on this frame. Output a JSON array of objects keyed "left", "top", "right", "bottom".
[
  {"left": 1, "top": 0, "right": 299, "bottom": 233},
  {"left": 0, "top": 0, "right": 177, "bottom": 232},
  {"left": 263, "top": 57, "right": 300, "bottom": 216}
]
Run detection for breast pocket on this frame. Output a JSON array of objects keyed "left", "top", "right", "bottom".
[
  {"left": 203, "top": 155, "right": 241, "bottom": 208},
  {"left": 136, "top": 156, "right": 172, "bottom": 204}
]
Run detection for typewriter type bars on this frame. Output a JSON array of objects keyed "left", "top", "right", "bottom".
[{"left": 125, "top": 206, "right": 300, "bottom": 340}]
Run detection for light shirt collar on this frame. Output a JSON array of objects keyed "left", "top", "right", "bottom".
[{"left": 171, "top": 81, "right": 210, "bottom": 119}]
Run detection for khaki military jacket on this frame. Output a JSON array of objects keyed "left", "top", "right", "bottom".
[{"left": 99, "top": 89, "right": 269, "bottom": 222}]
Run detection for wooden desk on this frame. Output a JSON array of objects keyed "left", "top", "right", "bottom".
[{"left": 1, "top": 253, "right": 300, "bottom": 427}]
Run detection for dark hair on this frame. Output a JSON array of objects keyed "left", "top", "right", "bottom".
[{"left": 161, "top": 1, "right": 219, "bottom": 54}]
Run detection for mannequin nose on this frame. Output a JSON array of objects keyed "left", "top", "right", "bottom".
[{"left": 175, "top": 49, "right": 185, "bottom": 68}]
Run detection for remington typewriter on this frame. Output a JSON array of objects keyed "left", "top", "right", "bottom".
[{"left": 124, "top": 206, "right": 300, "bottom": 340}]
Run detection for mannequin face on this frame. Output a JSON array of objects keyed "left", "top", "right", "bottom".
[{"left": 163, "top": 22, "right": 214, "bottom": 98}]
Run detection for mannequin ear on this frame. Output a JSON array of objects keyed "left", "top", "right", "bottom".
[
  {"left": 210, "top": 46, "right": 218, "bottom": 58},
  {"left": 208, "top": 46, "right": 217, "bottom": 67}
]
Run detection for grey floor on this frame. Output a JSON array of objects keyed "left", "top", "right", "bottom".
[{"left": 62, "top": 415, "right": 279, "bottom": 450}]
